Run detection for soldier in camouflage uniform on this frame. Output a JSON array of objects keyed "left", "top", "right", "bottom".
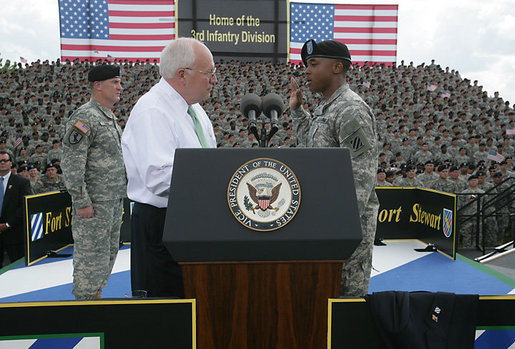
[
  {"left": 449, "top": 166, "right": 468, "bottom": 193},
  {"left": 418, "top": 161, "right": 439, "bottom": 188},
  {"left": 28, "top": 164, "right": 44, "bottom": 194},
  {"left": 376, "top": 168, "right": 392, "bottom": 187},
  {"left": 431, "top": 165, "right": 455, "bottom": 193},
  {"left": 394, "top": 165, "right": 423, "bottom": 187},
  {"left": 61, "top": 65, "right": 127, "bottom": 300},
  {"left": 47, "top": 140, "right": 63, "bottom": 164},
  {"left": 289, "top": 39, "right": 378, "bottom": 296},
  {"left": 40, "top": 163, "right": 66, "bottom": 193},
  {"left": 459, "top": 175, "right": 484, "bottom": 247},
  {"left": 492, "top": 172, "right": 511, "bottom": 243},
  {"left": 29, "top": 145, "right": 48, "bottom": 172}
]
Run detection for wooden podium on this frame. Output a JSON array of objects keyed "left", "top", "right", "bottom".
[
  {"left": 164, "top": 149, "right": 362, "bottom": 349},
  {"left": 182, "top": 261, "right": 342, "bottom": 348}
]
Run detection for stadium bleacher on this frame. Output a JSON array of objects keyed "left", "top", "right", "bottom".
[{"left": 0, "top": 58, "right": 513, "bottom": 250}]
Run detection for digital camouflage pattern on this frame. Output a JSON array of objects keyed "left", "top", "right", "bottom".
[
  {"left": 418, "top": 173, "right": 439, "bottom": 188},
  {"left": 458, "top": 187, "right": 485, "bottom": 247},
  {"left": 61, "top": 99, "right": 127, "bottom": 207},
  {"left": 493, "top": 179, "right": 512, "bottom": 243},
  {"left": 292, "top": 83, "right": 379, "bottom": 296},
  {"left": 61, "top": 98, "right": 127, "bottom": 299},
  {"left": 431, "top": 178, "right": 456, "bottom": 194},
  {"left": 71, "top": 199, "right": 123, "bottom": 299},
  {"left": 395, "top": 176, "right": 423, "bottom": 188},
  {"left": 40, "top": 174, "right": 66, "bottom": 192},
  {"left": 29, "top": 178, "right": 44, "bottom": 194}
]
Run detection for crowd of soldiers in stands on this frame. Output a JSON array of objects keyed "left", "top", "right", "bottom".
[{"left": 0, "top": 58, "right": 513, "bottom": 246}]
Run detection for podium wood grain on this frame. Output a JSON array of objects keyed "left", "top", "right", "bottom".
[{"left": 182, "top": 261, "right": 343, "bottom": 349}]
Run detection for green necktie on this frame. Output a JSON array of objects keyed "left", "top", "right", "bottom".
[{"left": 187, "top": 106, "right": 210, "bottom": 148}]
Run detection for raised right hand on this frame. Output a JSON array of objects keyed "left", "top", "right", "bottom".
[{"left": 289, "top": 77, "right": 303, "bottom": 111}]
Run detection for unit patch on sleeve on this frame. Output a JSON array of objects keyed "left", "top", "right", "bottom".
[{"left": 68, "top": 120, "right": 90, "bottom": 145}]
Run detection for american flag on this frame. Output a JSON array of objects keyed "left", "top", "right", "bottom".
[
  {"left": 13, "top": 136, "right": 22, "bottom": 149},
  {"left": 487, "top": 149, "right": 505, "bottom": 163},
  {"left": 289, "top": 3, "right": 398, "bottom": 65},
  {"left": 59, "top": 0, "right": 175, "bottom": 62},
  {"left": 20, "top": 56, "right": 28, "bottom": 63}
]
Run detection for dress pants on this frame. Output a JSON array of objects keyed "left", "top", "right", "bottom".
[{"left": 130, "top": 202, "right": 184, "bottom": 298}]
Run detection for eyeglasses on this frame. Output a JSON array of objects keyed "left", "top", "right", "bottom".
[
  {"left": 184, "top": 67, "right": 217, "bottom": 78},
  {"left": 0, "top": 159, "right": 10, "bottom": 163}
]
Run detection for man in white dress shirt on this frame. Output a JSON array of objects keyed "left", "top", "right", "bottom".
[{"left": 121, "top": 38, "right": 217, "bottom": 297}]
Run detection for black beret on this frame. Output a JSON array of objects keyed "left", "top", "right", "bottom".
[
  {"left": 377, "top": 168, "right": 386, "bottom": 174},
  {"left": 88, "top": 65, "right": 120, "bottom": 82},
  {"left": 438, "top": 164, "right": 447, "bottom": 172},
  {"left": 468, "top": 175, "right": 478, "bottom": 181},
  {"left": 301, "top": 39, "right": 351, "bottom": 65},
  {"left": 492, "top": 172, "right": 503, "bottom": 178}
]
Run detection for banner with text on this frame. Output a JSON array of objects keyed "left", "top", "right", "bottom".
[
  {"left": 24, "top": 191, "right": 73, "bottom": 266},
  {"left": 24, "top": 192, "right": 131, "bottom": 265},
  {"left": 178, "top": 0, "right": 288, "bottom": 61},
  {"left": 376, "top": 188, "right": 456, "bottom": 259}
]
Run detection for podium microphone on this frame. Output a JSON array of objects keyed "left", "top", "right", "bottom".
[
  {"left": 262, "top": 93, "right": 284, "bottom": 141},
  {"left": 241, "top": 93, "right": 261, "bottom": 140}
]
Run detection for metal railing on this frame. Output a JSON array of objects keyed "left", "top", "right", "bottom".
[{"left": 456, "top": 177, "right": 514, "bottom": 254}]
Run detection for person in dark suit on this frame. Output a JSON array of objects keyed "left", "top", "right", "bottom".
[{"left": 0, "top": 151, "right": 32, "bottom": 267}]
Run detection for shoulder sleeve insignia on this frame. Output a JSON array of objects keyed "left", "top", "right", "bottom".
[
  {"left": 68, "top": 129, "right": 84, "bottom": 145},
  {"left": 74, "top": 120, "right": 90, "bottom": 134},
  {"left": 340, "top": 118, "right": 372, "bottom": 158}
]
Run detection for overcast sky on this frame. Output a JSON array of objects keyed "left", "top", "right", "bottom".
[{"left": 1, "top": 0, "right": 514, "bottom": 104}]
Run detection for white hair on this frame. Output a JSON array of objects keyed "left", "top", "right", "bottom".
[{"left": 159, "top": 37, "right": 205, "bottom": 79}]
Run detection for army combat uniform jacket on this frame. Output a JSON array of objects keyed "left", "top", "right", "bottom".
[
  {"left": 292, "top": 82, "right": 379, "bottom": 296},
  {"left": 292, "top": 83, "right": 378, "bottom": 215},
  {"left": 61, "top": 99, "right": 127, "bottom": 208}
]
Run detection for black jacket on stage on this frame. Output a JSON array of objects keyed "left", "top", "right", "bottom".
[{"left": 367, "top": 291, "right": 478, "bottom": 349}]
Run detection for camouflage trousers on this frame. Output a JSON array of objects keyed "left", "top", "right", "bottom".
[
  {"left": 72, "top": 199, "right": 123, "bottom": 300},
  {"left": 483, "top": 217, "right": 498, "bottom": 247},
  {"left": 340, "top": 193, "right": 379, "bottom": 296},
  {"left": 496, "top": 209, "right": 510, "bottom": 242},
  {"left": 460, "top": 218, "right": 497, "bottom": 248},
  {"left": 460, "top": 221, "right": 476, "bottom": 248}
]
